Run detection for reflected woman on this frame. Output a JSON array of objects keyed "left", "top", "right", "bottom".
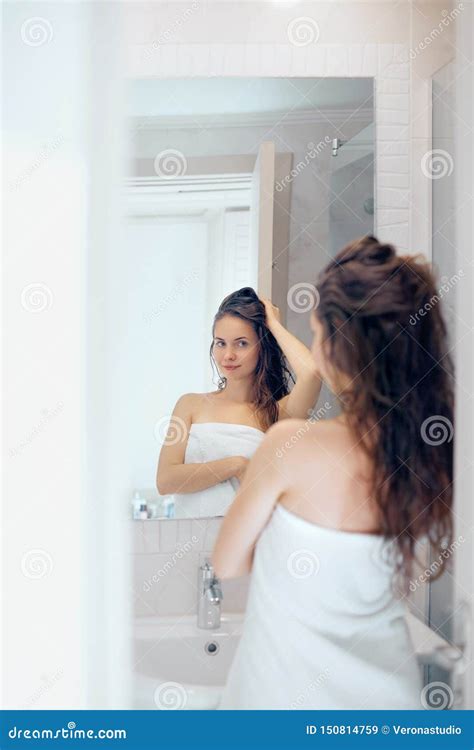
[
  {"left": 156, "top": 286, "right": 322, "bottom": 518},
  {"left": 213, "top": 236, "right": 454, "bottom": 709}
]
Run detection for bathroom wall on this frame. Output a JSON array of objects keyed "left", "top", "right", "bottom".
[
  {"left": 426, "top": 59, "right": 457, "bottom": 687},
  {"left": 130, "top": 102, "right": 373, "bottom": 356},
  {"left": 126, "top": 0, "right": 457, "bottom": 627},
  {"left": 409, "top": 0, "right": 458, "bottom": 256},
  {"left": 132, "top": 518, "right": 249, "bottom": 617},
  {"left": 125, "top": 0, "right": 457, "bottom": 257},
  {"left": 4, "top": 0, "right": 133, "bottom": 709},
  {"left": 125, "top": 218, "right": 209, "bottom": 489},
  {"left": 328, "top": 152, "right": 374, "bottom": 256}
]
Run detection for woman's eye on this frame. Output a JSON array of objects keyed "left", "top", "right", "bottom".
[{"left": 239, "top": 341, "right": 248, "bottom": 347}]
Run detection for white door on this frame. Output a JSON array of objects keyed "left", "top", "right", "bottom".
[{"left": 250, "top": 141, "right": 275, "bottom": 298}]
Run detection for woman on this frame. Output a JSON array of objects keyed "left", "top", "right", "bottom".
[
  {"left": 156, "top": 286, "right": 322, "bottom": 517},
  {"left": 213, "top": 236, "right": 454, "bottom": 709}
]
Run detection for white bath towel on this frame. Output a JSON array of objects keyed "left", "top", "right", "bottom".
[
  {"left": 218, "top": 502, "right": 422, "bottom": 710},
  {"left": 172, "top": 422, "right": 264, "bottom": 518}
]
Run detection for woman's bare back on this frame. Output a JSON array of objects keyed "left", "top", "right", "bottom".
[{"left": 276, "top": 418, "right": 382, "bottom": 535}]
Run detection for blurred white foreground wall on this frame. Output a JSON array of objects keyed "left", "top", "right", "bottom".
[{"left": 2, "top": 2, "right": 131, "bottom": 708}]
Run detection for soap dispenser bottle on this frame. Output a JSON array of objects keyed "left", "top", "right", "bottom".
[{"left": 132, "top": 491, "right": 144, "bottom": 519}]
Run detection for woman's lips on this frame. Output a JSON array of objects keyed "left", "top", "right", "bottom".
[{"left": 222, "top": 365, "right": 240, "bottom": 370}]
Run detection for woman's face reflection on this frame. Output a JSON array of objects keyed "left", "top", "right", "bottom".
[{"left": 213, "top": 315, "right": 260, "bottom": 381}]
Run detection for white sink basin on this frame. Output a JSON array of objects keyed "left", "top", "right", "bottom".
[
  {"left": 133, "top": 610, "right": 439, "bottom": 710},
  {"left": 133, "top": 613, "right": 243, "bottom": 710}
]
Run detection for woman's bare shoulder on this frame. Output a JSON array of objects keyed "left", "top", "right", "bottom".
[
  {"left": 273, "top": 418, "right": 377, "bottom": 530},
  {"left": 173, "top": 391, "right": 220, "bottom": 418},
  {"left": 268, "top": 416, "right": 348, "bottom": 442},
  {"left": 265, "top": 417, "right": 360, "bottom": 467},
  {"left": 171, "top": 392, "right": 201, "bottom": 418}
]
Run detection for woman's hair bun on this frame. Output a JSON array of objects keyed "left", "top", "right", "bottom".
[
  {"left": 237, "top": 286, "right": 259, "bottom": 299},
  {"left": 358, "top": 236, "right": 395, "bottom": 266}
]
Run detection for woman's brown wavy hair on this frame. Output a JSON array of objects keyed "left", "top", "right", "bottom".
[
  {"left": 210, "top": 287, "right": 295, "bottom": 431},
  {"left": 314, "top": 235, "right": 454, "bottom": 590}
]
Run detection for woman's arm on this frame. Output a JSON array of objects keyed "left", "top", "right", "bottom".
[
  {"left": 260, "top": 297, "right": 322, "bottom": 419},
  {"left": 156, "top": 394, "right": 246, "bottom": 495},
  {"left": 157, "top": 456, "right": 245, "bottom": 496},
  {"left": 212, "top": 420, "right": 293, "bottom": 579}
]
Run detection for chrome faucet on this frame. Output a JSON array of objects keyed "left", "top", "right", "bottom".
[{"left": 197, "top": 559, "right": 223, "bottom": 629}]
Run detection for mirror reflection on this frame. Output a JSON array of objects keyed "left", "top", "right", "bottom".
[
  {"left": 126, "top": 76, "right": 374, "bottom": 519},
  {"left": 157, "top": 287, "right": 322, "bottom": 518}
]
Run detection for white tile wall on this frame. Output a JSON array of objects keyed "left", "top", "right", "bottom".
[
  {"left": 132, "top": 518, "right": 250, "bottom": 617},
  {"left": 128, "top": 41, "right": 411, "bottom": 254}
]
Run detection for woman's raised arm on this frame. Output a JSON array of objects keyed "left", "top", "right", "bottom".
[{"left": 259, "top": 297, "right": 322, "bottom": 420}]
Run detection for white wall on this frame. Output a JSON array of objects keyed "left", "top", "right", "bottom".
[
  {"left": 132, "top": 517, "right": 249, "bottom": 617},
  {"left": 124, "top": 0, "right": 459, "bottom": 259},
  {"left": 3, "top": 1, "right": 89, "bottom": 709},
  {"left": 3, "top": 1, "right": 131, "bottom": 709},
  {"left": 125, "top": 218, "right": 209, "bottom": 489}
]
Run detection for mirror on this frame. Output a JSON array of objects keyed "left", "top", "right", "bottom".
[{"left": 125, "top": 77, "right": 374, "bottom": 519}]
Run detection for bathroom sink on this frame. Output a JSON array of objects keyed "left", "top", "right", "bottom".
[
  {"left": 133, "top": 613, "right": 243, "bottom": 710},
  {"left": 132, "top": 611, "right": 445, "bottom": 709}
]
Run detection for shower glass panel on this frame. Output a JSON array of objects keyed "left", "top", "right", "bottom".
[
  {"left": 328, "top": 122, "right": 375, "bottom": 255},
  {"left": 427, "top": 59, "right": 456, "bottom": 693}
]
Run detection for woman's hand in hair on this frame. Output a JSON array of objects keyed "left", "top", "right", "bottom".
[{"left": 259, "top": 296, "right": 281, "bottom": 327}]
